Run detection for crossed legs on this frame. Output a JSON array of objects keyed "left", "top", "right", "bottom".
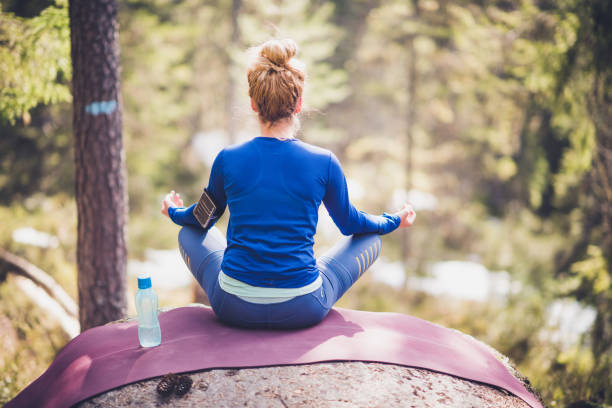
[{"left": 178, "top": 226, "right": 382, "bottom": 329}]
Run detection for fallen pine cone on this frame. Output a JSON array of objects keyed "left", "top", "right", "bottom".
[
  {"left": 175, "top": 375, "right": 193, "bottom": 396},
  {"left": 156, "top": 373, "right": 179, "bottom": 397}
]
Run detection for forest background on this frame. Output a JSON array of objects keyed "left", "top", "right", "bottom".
[{"left": 0, "top": 0, "right": 610, "bottom": 406}]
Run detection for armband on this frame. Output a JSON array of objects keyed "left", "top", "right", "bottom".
[{"left": 193, "top": 189, "right": 219, "bottom": 230}]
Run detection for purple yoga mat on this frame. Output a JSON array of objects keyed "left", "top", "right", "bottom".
[{"left": 7, "top": 306, "right": 542, "bottom": 408}]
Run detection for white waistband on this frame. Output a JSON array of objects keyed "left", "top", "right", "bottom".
[{"left": 218, "top": 270, "right": 323, "bottom": 304}]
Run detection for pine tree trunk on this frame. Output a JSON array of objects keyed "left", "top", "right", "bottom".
[
  {"left": 403, "top": 0, "right": 420, "bottom": 269},
  {"left": 225, "top": 0, "right": 242, "bottom": 144},
  {"left": 69, "top": 0, "right": 128, "bottom": 331}
]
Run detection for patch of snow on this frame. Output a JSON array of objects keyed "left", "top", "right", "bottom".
[
  {"left": 235, "top": 130, "right": 254, "bottom": 144},
  {"left": 192, "top": 130, "right": 264, "bottom": 167},
  {"left": 391, "top": 188, "right": 438, "bottom": 211},
  {"left": 316, "top": 207, "right": 340, "bottom": 242},
  {"left": 192, "top": 130, "right": 228, "bottom": 167},
  {"left": 410, "top": 261, "right": 486, "bottom": 301},
  {"left": 346, "top": 178, "right": 365, "bottom": 201},
  {"left": 370, "top": 259, "right": 521, "bottom": 301},
  {"left": 545, "top": 299, "right": 596, "bottom": 348},
  {"left": 128, "top": 249, "right": 193, "bottom": 290},
  {"left": 369, "top": 258, "right": 406, "bottom": 288},
  {"left": 406, "top": 261, "right": 517, "bottom": 302},
  {"left": 12, "top": 227, "right": 59, "bottom": 248}
]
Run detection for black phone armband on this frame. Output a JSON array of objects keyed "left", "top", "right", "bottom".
[{"left": 193, "top": 189, "right": 219, "bottom": 230}]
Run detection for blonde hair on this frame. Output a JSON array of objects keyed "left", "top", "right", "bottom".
[{"left": 247, "top": 39, "right": 305, "bottom": 125}]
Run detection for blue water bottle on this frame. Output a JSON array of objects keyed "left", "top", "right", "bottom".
[{"left": 135, "top": 273, "right": 161, "bottom": 347}]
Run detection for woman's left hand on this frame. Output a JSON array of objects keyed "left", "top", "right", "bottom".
[{"left": 161, "top": 190, "right": 184, "bottom": 218}]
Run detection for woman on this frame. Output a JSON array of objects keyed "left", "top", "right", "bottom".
[{"left": 162, "top": 39, "right": 416, "bottom": 329}]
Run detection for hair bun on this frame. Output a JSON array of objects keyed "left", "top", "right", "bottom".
[
  {"left": 260, "top": 39, "right": 297, "bottom": 67},
  {"left": 247, "top": 38, "right": 305, "bottom": 124}
]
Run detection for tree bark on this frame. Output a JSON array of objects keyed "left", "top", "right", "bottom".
[
  {"left": 225, "top": 0, "right": 242, "bottom": 144},
  {"left": 69, "top": 0, "right": 128, "bottom": 331},
  {"left": 403, "top": 0, "right": 420, "bottom": 269}
]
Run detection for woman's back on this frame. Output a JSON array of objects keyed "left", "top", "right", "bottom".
[{"left": 220, "top": 137, "right": 331, "bottom": 288}]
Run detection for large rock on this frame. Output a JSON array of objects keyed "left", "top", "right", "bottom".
[
  {"left": 78, "top": 362, "right": 534, "bottom": 407},
  {"left": 77, "top": 307, "right": 543, "bottom": 407}
]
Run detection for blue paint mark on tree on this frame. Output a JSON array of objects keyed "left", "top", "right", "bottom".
[{"left": 85, "top": 100, "right": 117, "bottom": 115}]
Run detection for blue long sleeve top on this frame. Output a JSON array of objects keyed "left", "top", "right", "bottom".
[{"left": 169, "top": 137, "right": 400, "bottom": 288}]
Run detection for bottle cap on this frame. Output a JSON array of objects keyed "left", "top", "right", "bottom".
[{"left": 138, "top": 273, "right": 152, "bottom": 289}]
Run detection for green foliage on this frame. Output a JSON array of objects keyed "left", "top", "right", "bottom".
[
  {"left": 0, "top": 0, "right": 71, "bottom": 124},
  {"left": 329, "top": 0, "right": 612, "bottom": 404},
  {"left": 569, "top": 246, "right": 610, "bottom": 296},
  {"left": 0, "top": 196, "right": 76, "bottom": 404},
  {"left": 0, "top": 278, "right": 71, "bottom": 406},
  {"left": 0, "top": 104, "right": 73, "bottom": 204}
]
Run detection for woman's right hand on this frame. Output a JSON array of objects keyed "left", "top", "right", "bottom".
[
  {"left": 161, "top": 190, "right": 184, "bottom": 218},
  {"left": 395, "top": 203, "right": 416, "bottom": 228}
]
